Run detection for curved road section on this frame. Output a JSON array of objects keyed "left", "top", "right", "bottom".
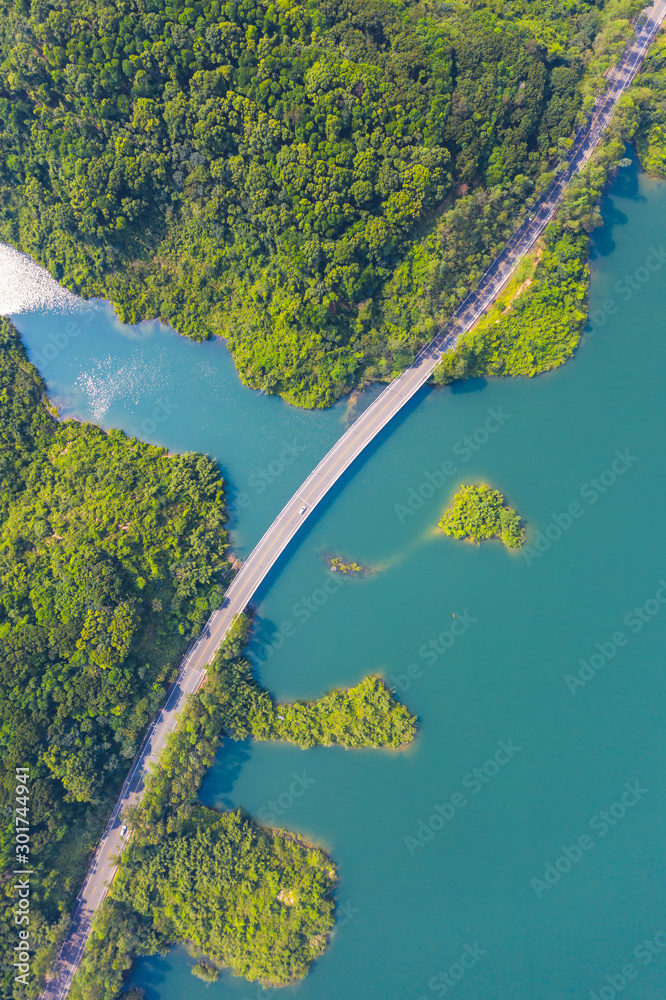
[{"left": 41, "top": 4, "right": 666, "bottom": 996}]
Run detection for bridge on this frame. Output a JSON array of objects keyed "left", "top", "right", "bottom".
[{"left": 40, "top": 2, "right": 666, "bottom": 995}]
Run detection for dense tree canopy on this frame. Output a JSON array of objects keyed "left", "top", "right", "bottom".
[
  {"left": 439, "top": 483, "right": 525, "bottom": 549},
  {"left": 619, "top": 32, "right": 666, "bottom": 178},
  {"left": 72, "top": 808, "right": 336, "bottom": 997},
  {"left": 116, "top": 808, "right": 336, "bottom": 987},
  {"left": 0, "top": 0, "right": 642, "bottom": 405},
  {"left": 433, "top": 222, "right": 590, "bottom": 384}
]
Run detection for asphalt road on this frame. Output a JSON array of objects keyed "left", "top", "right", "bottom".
[{"left": 40, "top": 4, "right": 666, "bottom": 997}]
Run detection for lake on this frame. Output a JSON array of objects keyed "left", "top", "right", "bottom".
[{"left": 7, "top": 151, "right": 666, "bottom": 1000}]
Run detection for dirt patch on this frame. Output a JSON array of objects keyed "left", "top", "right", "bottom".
[{"left": 502, "top": 246, "right": 543, "bottom": 314}]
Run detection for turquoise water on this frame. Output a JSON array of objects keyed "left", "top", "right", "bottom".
[
  {"left": 12, "top": 155, "right": 666, "bottom": 1000},
  {"left": 13, "top": 303, "right": 381, "bottom": 556}
]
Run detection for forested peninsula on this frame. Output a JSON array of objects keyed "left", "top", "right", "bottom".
[
  {"left": 69, "top": 623, "right": 416, "bottom": 998},
  {"left": 0, "top": 0, "right": 647, "bottom": 406}
]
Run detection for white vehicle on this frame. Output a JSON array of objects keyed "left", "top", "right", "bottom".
[
  {"left": 298, "top": 504, "right": 307, "bottom": 515},
  {"left": 120, "top": 824, "right": 127, "bottom": 837}
]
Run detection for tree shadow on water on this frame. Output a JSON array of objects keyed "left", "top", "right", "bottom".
[
  {"left": 199, "top": 738, "right": 253, "bottom": 810},
  {"left": 591, "top": 194, "right": 627, "bottom": 258},
  {"left": 610, "top": 146, "right": 645, "bottom": 202},
  {"left": 450, "top": 377, "right": 488, "bottom": 394},
  {"left": 591, "top": 148, "right": 646, "bottom": 259},
  {"left": 129, "top": 954, "right": 169, "bottom": 1000}
]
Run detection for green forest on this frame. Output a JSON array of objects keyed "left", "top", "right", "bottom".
[
  {"left": 69, "top": 617, "right": 415, "bottom": 997},
  {"left": 439, "top": 483, "right": 525, "bottom": 548},
  {"left": 70, "top": 805, "right": 337, "bottom": 997},
  {"left": 0, "top": 0, "right": 643, "bottom": 405},
  {"left": 96, "top": 808, "right": 336, "bottom": 989},
  {"left": 0, "top": 316, "right": 230, "bottom": 997},
  {"left": 621, "top": 31, "right": 666, "bottom": 178},
  {"left": 433, "top": 223, "right": 590, "bottom": 384},
  {"left": 215, "top": 651, "right": 417, "bottom": 749},
  {"left": 3, "top": 0, "right": 666, "bottom": 994}
]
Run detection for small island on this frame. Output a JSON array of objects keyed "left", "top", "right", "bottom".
[{"left": 439, "top": 484, "right": 525, "bottom": 550}]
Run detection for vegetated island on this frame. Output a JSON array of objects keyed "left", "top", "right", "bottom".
[
  {"left": 70, "top": 618, "right": 416, "bottom": 996},
  {"left": 439, "top": 484, "right": 525, "bottom": 550}
]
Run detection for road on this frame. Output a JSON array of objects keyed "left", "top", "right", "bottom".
[{"left": 40, "top": 3, "right": 666, "bottom": 996}]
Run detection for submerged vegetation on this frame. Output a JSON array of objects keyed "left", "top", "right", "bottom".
[
  {"left": 329, "top": 555, "right": 368, "bottom": 575},
  {"left": 439, "top": 484, "right": 525, "bottom": 550},
  {"left": 0, "top": 0, "right": 644, "bottom": 405},
  {"left": 192, "top": 960, "right": 220, "bottom": 982}
]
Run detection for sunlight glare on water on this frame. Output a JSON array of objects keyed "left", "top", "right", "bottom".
[{"left": 0, "top": 243, "right": 81, "bottom": 315}]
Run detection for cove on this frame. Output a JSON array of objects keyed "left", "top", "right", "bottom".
[
  {"left": 10, "top": 297, "right": 382, "bottom": 556},
  {"left": 9, "top": 152, "right": 666, "bottom": 1000}
]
